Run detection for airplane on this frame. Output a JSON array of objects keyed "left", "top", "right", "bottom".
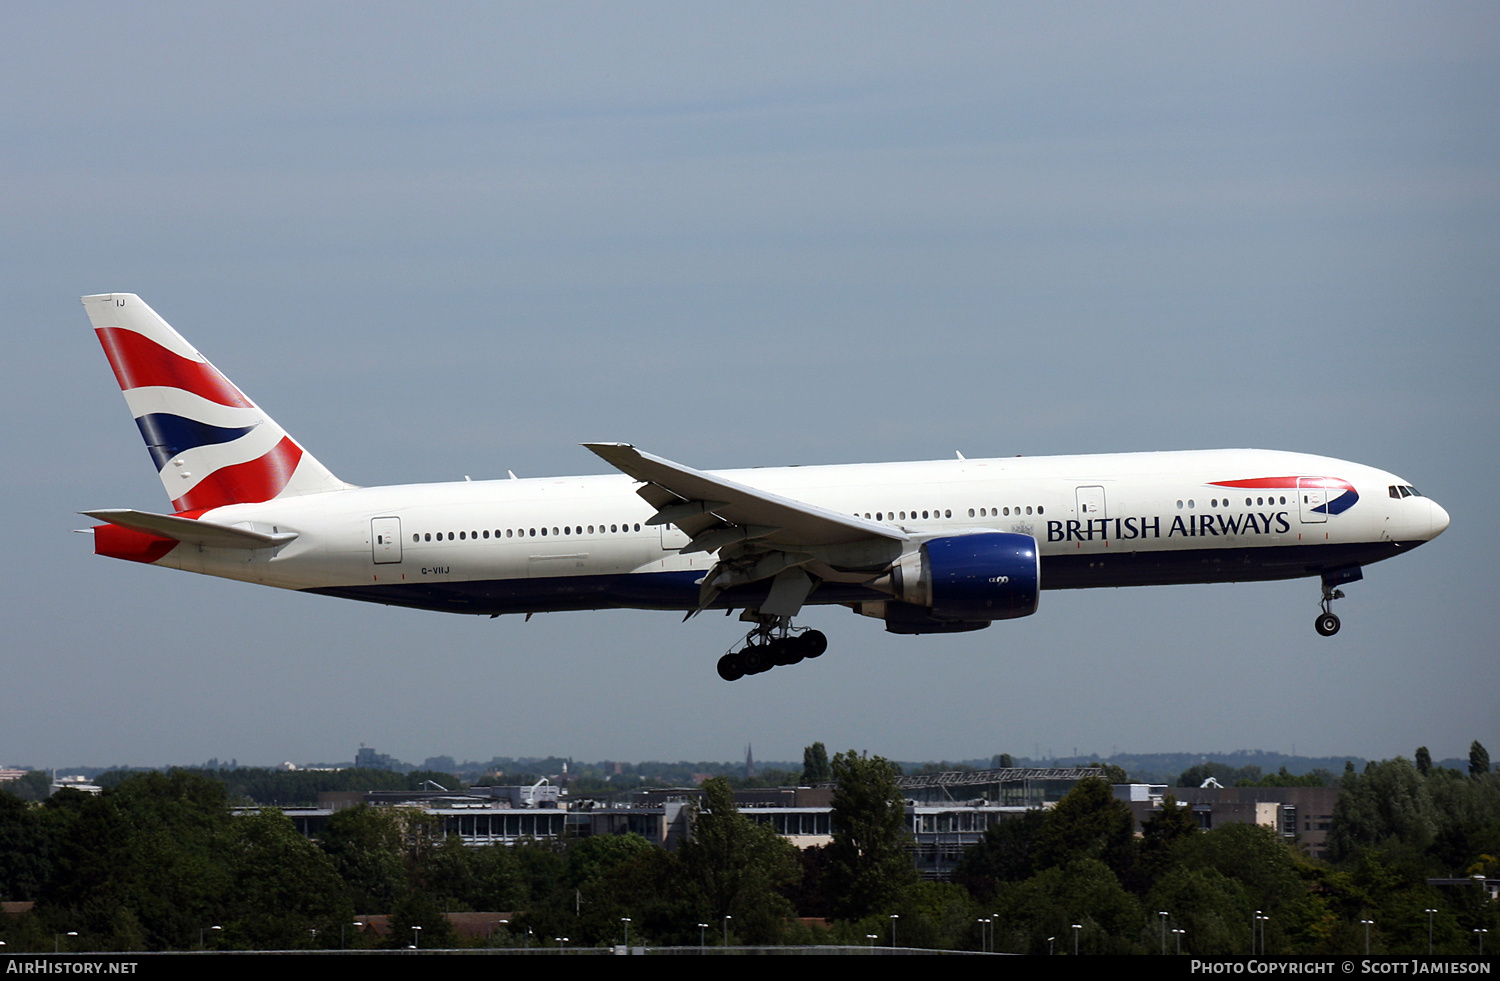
[{"left": 79, "top": 293, "right": 1450, "bottom": 681}]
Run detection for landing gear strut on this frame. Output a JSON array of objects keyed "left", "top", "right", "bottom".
[
  {"left": 716, "top": 613, "right": 827, "bottom": 681},
  {"left": 1315, "top": 582, "right": 1344, "bottom": 637}
]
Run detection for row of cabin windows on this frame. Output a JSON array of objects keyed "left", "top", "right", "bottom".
[
  {"left": 413, "top": 509, "right": 1058, "bottom": 542},
  {"left": 857, "top": 506, "right": 1044, "bottom": 521},
  {"left": 1179, "top": 496, "right": 1289, "bottom": 509},
  {"left": 413, "top": 523, "right": 643, "bottom": 544},
  {"left": 408, "top": 492, "right": 1320, "bottom": 542}
]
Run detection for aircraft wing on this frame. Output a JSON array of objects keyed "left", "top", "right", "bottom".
[
  {"left": 82, "top": 509, "right": 298, "bottom": 550},
  {"left": 583, "top": 443, "right": 907, "bottom": 551}
]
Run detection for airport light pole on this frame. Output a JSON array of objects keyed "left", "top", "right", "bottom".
[
  {"left": 698, "top": 923, "right": 708, "bottom": 952},
  {"left": 1426, "top": 909, "right": 1437, "bottom": 954},
  {"left": 1361, "top": 919, "right": 1374, "bottom": 955},
  {"left": 1159, "top": 911, "right": 1169, "bottom": 954},
  {"left": 1173, "top": 928, "right": 1185, "bottom": 954},
  {"left": 889, "top": 913, "right": 899, "bottom": 948},
  {"left": 412, "top": 924, "right": 421, "bottom": 950},
  {"left": 621, "top": 917, "right": 630, "bottom": 948},
  {"left": 722, "top": 914, "right": 731, "bottom": 947},
  {"left": 1072, "top": 923, "right": 1081, "bottom": 955}
]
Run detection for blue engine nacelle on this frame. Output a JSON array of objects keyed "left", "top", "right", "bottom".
[{"left": 881, "top": 532, "right": 1040, "bottom": 629}]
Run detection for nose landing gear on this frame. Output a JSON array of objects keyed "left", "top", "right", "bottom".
[
  {"left": 716, "top": 614, "right": 827, "bottom": 681},
  {"left": 1314, "top": 567, "right": 1362, "bottom": 636}
]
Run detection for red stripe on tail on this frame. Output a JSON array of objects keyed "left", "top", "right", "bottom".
[
  {"left": 95, "top": 327, "right": 254, "bottom": 408},
  {"left": 171, "top": 437, "right": 304, "bottom": 511}
]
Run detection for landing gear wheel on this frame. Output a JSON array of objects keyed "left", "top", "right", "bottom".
[
  {"left": 740, "top": 645, "right": 771, "bottom": 675},
  {"left": 717, "top": 651, "right": 745, "bottom": 682},
  {"left": 1315, "top": 612, "right": 1341, "bottom": 637},
  {"left": 717, "top": 613, "right": 830, "bottom": 679}
]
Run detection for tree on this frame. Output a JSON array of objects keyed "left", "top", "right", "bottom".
[
  {"left": 1327, "top": 758, "right": 1438, "bottom": 863},
  {"left": 419, "top": 834, "right": 522, "bottom": 913},
  {"left": 991, "top": 753, "right": 1015, "bottom": 769},
  {"left": 800, "top": 743, "right": 831, "bottom": 784},
  {"left": 1470, "top": 741, "right": 1491, "bottom": 778},
  {"left": 0, "top": 789, "right": 70, "bottom": 902},
  {"left": 678, "top": 777, "right": 800, "bottom": 943},
  {"left": 318, "top": 805, "right": 409, "bottom": 912},
  {"left": 994, "top": 858, "right": 1144, "bottom": 954},
  {"left": 952, "top": 809, "right": 1046, "bottom": 901},
  {"left": 40, "top": 770, "right": 235, "bottom": 949},
  {"left": 222, "top": 809, "right": 352, "bottom": 949},
  {"left": 1416, "top": 747, "right": 1433, "bottom": 776},
  {"left": 1139, "top": 793, "right": 1199, "bottom": 886},
  {"left": 1144, "top": 866, "right": 1250, "bottom": 954},
  {"left": 826, "top": 751, "right": 917, "bottom": 920},
  {"left": 1173, "top": 823, "right": 1306, "bottom": 915},
  {"left": 1034, "top": 777, "right": 1137, "bottom": 881}
]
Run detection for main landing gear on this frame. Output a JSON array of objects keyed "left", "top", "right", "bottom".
[{"left": 716, "top": 614, "right": 827, "bottom": 682}]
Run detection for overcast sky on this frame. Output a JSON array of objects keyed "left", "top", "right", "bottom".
[{"left": 3, "top": 2, "right": 1495, "bottom": 771}]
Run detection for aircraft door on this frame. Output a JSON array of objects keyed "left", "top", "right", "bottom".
[
  {"left": 660, "top": 522, "right": 690, "bottom": 552},
  {"left": 372, "top": 516, "right": 403, "bottom": 563},
  {"left": 1076, "top": 485, "right": 1107, "bottom": 521},
  {"left": 1298, "top": 479, "right": 1327, "bottom": 524}
]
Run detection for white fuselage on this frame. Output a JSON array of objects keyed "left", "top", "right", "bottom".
[{"left": 149, "top": 448, "right": 1448, "bottom": 617}]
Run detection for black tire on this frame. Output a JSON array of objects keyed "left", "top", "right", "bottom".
[
  {"left": 741, "top": 645, "right": 770, "bottom": 674},
  {"left": 717, "top": 652, "right": 745, "bottom": 682},
  {"left": 1315, "top": 612, "right": 1341, "bottom": 637},
  {"left": 800, "top": 630, "right": 828, "bottom": 658}
]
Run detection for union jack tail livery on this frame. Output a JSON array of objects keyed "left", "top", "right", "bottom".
[{"left": 82, "top": 293, "right": 347, "bottom": 511}]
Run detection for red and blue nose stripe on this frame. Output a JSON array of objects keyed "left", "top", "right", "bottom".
[{"left": 1210, "top": 476, "right": 1359, "bottom": 515}]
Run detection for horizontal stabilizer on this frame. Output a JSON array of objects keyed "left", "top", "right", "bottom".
[{"left": 82, "top": 509, "right": 297, "bottom": 550}]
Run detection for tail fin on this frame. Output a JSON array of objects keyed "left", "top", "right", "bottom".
[{"left": 82, "top": 293, "right": 349, "bottom": 512}]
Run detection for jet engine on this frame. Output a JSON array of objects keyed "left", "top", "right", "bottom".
[{"left": 868, "top": 532, "right": 1039, "bottom": 633}]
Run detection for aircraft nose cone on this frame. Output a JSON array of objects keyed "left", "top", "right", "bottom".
[{"left": 1427, "top": 499, "right": 1450, "bottom": 539}]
